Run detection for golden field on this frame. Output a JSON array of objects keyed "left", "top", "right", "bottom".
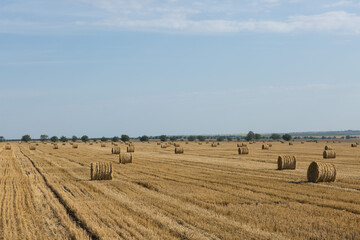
[{"left": 0, "top": 141, "right": 359, "bottom": 240}]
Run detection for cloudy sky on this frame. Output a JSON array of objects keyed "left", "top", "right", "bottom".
[{"left": 1, "top": 0, "right": 360, "bottom": 139}]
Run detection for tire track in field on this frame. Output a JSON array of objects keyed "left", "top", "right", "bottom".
[{"left": 18, "top": 148, "right": 99, "bottom": 240}]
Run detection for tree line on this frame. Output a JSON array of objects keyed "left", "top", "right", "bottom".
[{"left": 8, "top": 131, "right": 294, "bottom": 143}]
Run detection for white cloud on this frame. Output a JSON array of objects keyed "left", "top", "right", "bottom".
[
  {"left": 324, "top": 0, "right": 352, "bottom": 8},
  {"left": 82, "top": 11, "right": 360, "bottom": 34}
]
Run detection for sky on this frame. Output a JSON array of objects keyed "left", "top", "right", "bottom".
[{"left": 1, "top": 0, "right": 360, "bottom": 139}]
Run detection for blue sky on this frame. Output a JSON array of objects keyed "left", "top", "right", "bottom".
[{"left": 1, "top": 0, "right": 360, "bottom": 139}]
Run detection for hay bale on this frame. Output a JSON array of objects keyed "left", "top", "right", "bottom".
[
  {"left": 277, "top": 155, "right": 296, "bottom": 170},
  {"left": 268, "top": 144, "right": 272, "bottom": 147},
  {"left": 29, "top": 145, "right": 36, "bottom": 150},
  {"left": 325, "top": 146, "right": 335, "bottom": 150},
  {"left": 351, "top": 143, "right": 357, "bottom": 147},
  {"left": 301, "top": 142, "right": 304, "bottom": 144},
  {"left": 262, "top": 144, "right": 269, "bottom": 150},
  {"left": 323, "top": 150, "right": 336, "bottom": 159},
  {"left": 62, "top": 143, "right": 66, "bottom": 145},
  {"left": 157, "top": 142, "right": 161, "bottom": 145},
  {"left": 72, "top": 144, "right": 78, "bottom": 149},
  {"left": 237, "top": 143, "right": 248, "bottom": 147},
  {"left": 217, "top": 142, "right": 220, "bottom": 145},
  {"left": 198, "top": 142, "right": 202, "bottom": 145},
  {"left": 174, "top": 143, "right": 180, "bottom": 147},
  {"left": 119, "top": 153, "right": 133, "bottom": 164},
  {"left": 307, "top": 162, "right": 336, "bottom": 183},
  {"left": 175, "top": 147, "right": 184, "bottom": 154},
  {"left": 112, "top": 147, "right": 121, "bottom": 154},
  {"left": 127, "top": 145, "right": 135, "bottom": 153},
  {"left": 90, "top": 162, "right": 113, "bottom": 180},
  {"left": 101, "top": 143, "right": 106, "bottom": 147},
  {"left": 5, "top": 145, "right": 11, "bottom": 150},
  {"left": 53, "top": 144, "right": 59, "bottom": 149},
  {"left": 238, "top": 147, "right": 249, "bottom": 155},
  {"left": 89, "top": 142, "right": 93, "bottom": 145},
  {"left": 289, "top": 142, "right": 293, "bottom": 146},
  {"left": 211, "top": 143, "right": 217, "bottom": 147},
  {"left": 161, "top": 144, "right": 167, "bottom": 148}
]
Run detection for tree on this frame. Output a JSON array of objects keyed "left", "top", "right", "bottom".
[
  {"left": 60, "top": 136, "right": 68, "bottom": 142},
  {"left": 50, "top": 136, "right": 59, "bottom": 142},
  {"left": 346, "top": 135, "right": 351, "bottom": 140},
  {"left": 227, "top": 137, "right": 232, "bottom": 142},
  {"left": 197, "top": 136, "right": 205, "bottom": 142},
  {"left": 217, "top": 136, "right": 224, "bottom": 142},
  {"left": 282, "top": 134, "right": 292, "bottom": 141},
  {"left": 101, "top": 136, "right": 108, "bottom": 142},
  {"left": 81, "top": 135, "right": 89, "bottom": 142},
  {"left": 121, "top": 135, "right": 130, "bottom": 142},
  {"left": 21, "top": 135, "right": 31, "bottom": 142},
  {"left": 254, "top": 134, "right": 261, "bottom": 140},
  {"left": 72, "top": 136, "right": 78, "bottom": 142},
  {"left": 169, "top": 136, "right": 177, "bottom": 141},
  {"left": 40, "top": 134, "right": 48, "bottom": 142},
  {"left": 112, "top": 136, "right": 119, "bottom": 142},
  {"left": 159, "top": 135, "right": 167, "bottom": 142},
  {"left": 188, "top": 136, "right": 196, "bottom": 141},
  {"left": 0, "top": 136, "right": 4, "bottom": 142},
  {"left": 270, "top": 133, "right": 281, "bottom": 140},
  {"left": 245, "top": 131, "right": 255, "bottom": 141},
  {"left": 140, "top": 135, "right": 149, "bottom": 142}
]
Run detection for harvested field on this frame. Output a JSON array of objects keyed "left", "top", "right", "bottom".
[{"left": 0, "top": 141, "right": 359, "bottom": 239}]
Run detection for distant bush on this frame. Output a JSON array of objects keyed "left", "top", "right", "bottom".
[
  {"left": 159, "top": 135, "right": 167, "bottom": 142},
  {"left": 21, "top": 135, "right": 31, "bottom": 142},
  {"left": 282, "top": 134, "right": 292, "bottom": 141},
  {"left": 50, "top": 136, "right": 59, "bottom": 142},
  {"left": 81, "top": 135, "right": 89, "bottom": 142},
  {"left": 188, "top": 136, "right": 196, "bottom": 141},
  {"left": 140, "top": 135, "right": 149, "bottom": 142},
  {"left": 121, "top": 135, "right": 130, "bottom": 142}
]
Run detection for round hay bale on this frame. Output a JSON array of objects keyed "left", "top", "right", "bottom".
[
  {"left": 307, "top": 162, "right": 336, "bottom": 183},
  {"left": 119, "top": 153, "right": 133, "bottom": 164},
  {"left": 277, "top": 155, "right": 296, "bottom": 170},
  {"left": 268, "top": 144, "right": 272, "bottom": 147},
  {"left": 127, "top": 145, "right": 135, "bottom": 153},
  {"left": 90, "top": 162, "right": 113, "bottom": 180},
  {"left": 351, "top": 143, "right": 357, "bottom": 147},
  {"left": 289, "top": 142, "right": 293, "bottom": 146},
  {"left": 237, "top": 143, "right": 248, "bottom": 147},
  {"left": 262, "top": 144, "right": 269, "bottom": 150},
  {"left": 112, "top": 147, "right": 121, "bottom": 154},
  {"left": 175, "top": 147, "right": 184, "bottom": 154},
  {"left": 238, "top": 147, "right": 249, "bottom": 155},
  {"left": 101, "top": 143, "right": 106, "bottom": 147},
  {"left": 323, "top": 150, "right": 336, "bottom": 159},
  {"left": 161, "top": 144, "right": 167, "bottom": 148},
  {"left": 211, "top": 143, "right": 217, "bottom": 147},
  {"left": 174, "top": 143, "right": 180, "bottom": 147},
  {"left": 157, "top": 142, "right": 161, "bottom": 145},
  {"left": 301, "top": 142, "right": 305, "bottom": 144},
  {"left": 198, "top": 142, "right": 202, "bottom": 145},
  {"left": 72, "top": 144, "right": 78, "bottom": 149},
  {"left": 53, "top": 144, "right": 59, "bottom": 149},
  {"left": 324, "top": 146, "right": 335, "bottom": 150},
  {"left": 5, "top": 145, "right": 11, "bottom": 150},
  {"left": 29, "top": 145, "right": 36, "bottom": 150}
]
